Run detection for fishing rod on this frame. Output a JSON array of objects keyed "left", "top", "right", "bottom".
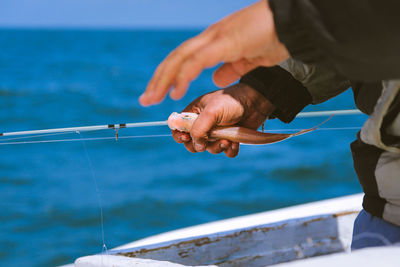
[
  {"left": 296, "top": 109, "right": 362, "bottom": 118},
  {"left": 0, "top": 121, "right": 168, "bottom": 138},
  {"left": 0, "top": 109, "right": 363, "bottom": 139}
]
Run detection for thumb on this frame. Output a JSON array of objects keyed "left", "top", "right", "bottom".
[
  {"left": 190, "top": 108, "right": 219, "bottom": 152},
  {"left": 212, "top": 60, "right": 259, "bottom": 88}
]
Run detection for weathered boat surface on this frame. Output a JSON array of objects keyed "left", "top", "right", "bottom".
[{"left": 71, "top": 194, "right": 368, "bottom": 267}]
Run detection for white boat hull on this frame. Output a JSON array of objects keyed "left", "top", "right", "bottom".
[{"left": 73, "top": 194, "right": 363, "bottom": 267}]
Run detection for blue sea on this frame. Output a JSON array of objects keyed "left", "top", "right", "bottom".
[{"left": 0, "top": 29, "right": 365, "bottom": 266}]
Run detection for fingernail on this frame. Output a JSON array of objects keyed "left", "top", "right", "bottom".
[
  {"left": 232, "top": 143, "right": 238, "bottom": 150},
  {"left": 170, "top": 89, "right": 180, "bottom": 100},
  {"left": 142, "top": 91, "right": 153, "bottom": 99},
  {"left": 139, "top": 94, "right": 148, "bottom": 103},
  {"left": 220, "top": 143, "right": 228, "bottom": 150},
  {"left": 181, "top": 135, "right": 190, "bottom": 142},
  {"left": 195, "top": 143, "right": 205, "bottom": 152}
]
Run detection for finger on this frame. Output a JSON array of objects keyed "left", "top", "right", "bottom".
[
  {"left": 139, "top": 71, "right": 162, "bottom": 106},
  {"left": 206, "top": 140, "right": 230, "bottom": 154},
  {"left": 140, "top": 61, "right": 174, "bottom": 106},
  {"left": 212, "top": 63, "right": 241, "bottom": 88},
  {"left": 184, "top": 141, "right": 197, "bottom": 153},
  {"left": 181, "top": 96, "right": 205, "bottom": 114},
  {"left": 170, "top": 75, "right": 191, "bottom": 101},
  {"left": 190, "top": 107, "right": 219, "bottom": 152},
  {"left": 171, "top": 37, "right": 232, "bottom": 100},
  {"left": 213, "top": 60, "right": 259, "bottom": 88},
  {"left": 172, "top": 130, "right": 191, "bottom": 144},
  {"left": 224, "top": 142, "right": 240, "bottom": 158},
  {"left": 141, "top": 31, "right": 215, "bottom": 105}
]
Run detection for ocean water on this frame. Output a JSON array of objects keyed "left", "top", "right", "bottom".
[{"left": 0, "top": 29, "right": 365, "bottom": 266}]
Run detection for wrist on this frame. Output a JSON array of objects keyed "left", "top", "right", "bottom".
[
  {"left": 241, "top": 83, "right": 276, "bottom": 116},
  {"left": 229, "top": 83, "right": 276, "bottom": 122},
  {"left": 240, "top": 66, "right": 312, "bottom": 123}
]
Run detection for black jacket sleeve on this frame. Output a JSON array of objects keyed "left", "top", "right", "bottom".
[
  {"left": 240, "top": 66, "right": 312, "bottom": 123},
  {"left": 269, "top": 0, "right": 400, "bottom": 81}
]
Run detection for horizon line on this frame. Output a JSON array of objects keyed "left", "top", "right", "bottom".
[{"left": 0, "top": 25, "right": 207, "bottom": 31}]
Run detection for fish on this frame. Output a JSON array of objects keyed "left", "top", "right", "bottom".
[{"left": 167, "top": 112, "right": 329, "bottom": 145}]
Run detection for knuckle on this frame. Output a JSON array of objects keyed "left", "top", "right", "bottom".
[
  {"left": 213, "top": 27, "right": 226, "bottom": 40},
  {"left": 205, "top": 23, "right": 219, "bottom": 35},
  {"left": 190, "top": 128, "right": 205, "bottom": 139},
  {"left": 206, "top": 148, "right": 217, "bottom": 154},
  {"left": 203, "top": 106, "right": 219, "bottom": 118},
  {"left": 169, "top": 47, "right": 183, "bottom": 59},
  {"left": 176, "top": 74, "right": 188, "bottom": 87},
  {"left": 225, "top": 150, "right": 235, "bottom": 158},
  {"left": 184, "top": 142, "right": 196, "bottom": 153},
  {"left": 172, "top": 134, "right": 182, "bottom": 143},
  {"left": 192, "top": 140, "right": 206, "bottom": 152},
  {"left": 206, "top": 142, "right": 223, "bottom": 154}
]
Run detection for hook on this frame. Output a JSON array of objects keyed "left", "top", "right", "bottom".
[
  {"left": 115, "top": 128, "right": 119, "bottom": 141},
  {"left": 261, "top": 117, "right": 269, "bottom": 132}
]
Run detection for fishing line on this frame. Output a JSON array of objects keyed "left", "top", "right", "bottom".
[
  {"left": 0, "top": 134, "right": 172, "bottom": 146},
  {"left": 77, "top": 131, "right": 108, "bottom": 257},
  {"left": 262, "top": 126, "right": 362, "bottom": 132},
  {"left": 0, "top": 131, "right": 76, "bottom": 142},
  {"left": 0, "top": 109, "right": 363, "bottom": 139},
  {"left": 0, "top": 127, "right": 363, "bottom": 146},
  {"left": 0, "top": 111, "right": 363, "bottom": 260}
]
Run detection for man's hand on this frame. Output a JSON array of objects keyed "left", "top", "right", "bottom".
[
  {"left": 140, "top": 0, "right": 289, "bottom": 106},
  {"left": 172, "top": 83, "right": 275, "bottom": 157}
]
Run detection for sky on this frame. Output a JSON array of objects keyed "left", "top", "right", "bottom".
[{"left": 0, "top": 0, "right": 257, "bottom": 29}]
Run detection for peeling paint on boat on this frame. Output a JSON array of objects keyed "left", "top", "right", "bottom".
[{"left": 73, "top": 194, "right": 363, "bottom": 267}]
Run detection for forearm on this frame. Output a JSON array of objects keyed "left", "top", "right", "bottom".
[
  {"left": 240, "top": 66, "right": 312, "bottom": 123},
  {"left": 240, "top": 59, "right": 351, "bottom": 123},
  {"left": 269, "top": 0, "right": 400, "bottom": 81},
  {"left": 280, "top": 58, "right": 350, "bottom": 104}
]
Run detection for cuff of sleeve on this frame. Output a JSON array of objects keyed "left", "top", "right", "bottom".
[
  {"left": 240, "top": 66, "right": 312, "bottom": 123},
  {"left": 268, "top": 0, "right": 323, "bottom": 65}
]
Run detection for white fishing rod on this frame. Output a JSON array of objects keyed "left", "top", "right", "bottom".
[
  {"left": 0, "top": 109, "right": 363, "bottom": 138},
  {"left": 0, "top": 121, "right": 168, "bottom": 138},
  {"left": 296, "top": 109, "right": 362, "bottom": 118}
]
